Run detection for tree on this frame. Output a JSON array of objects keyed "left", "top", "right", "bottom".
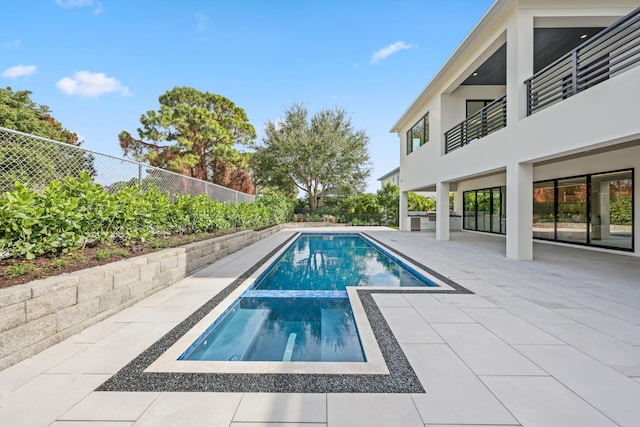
[
  {"left": 408, "top": 192, "right": 436, "bottom": 212},
  {"left": 119, "top": 86, "right": 256, "bottom": 191},
  {"left": 252, "top": 103, "right": 371, "bottom": 210},
  {"left": 377, "top": 182, "right": 399, "bottom": 226},
  {"left": 0, "top": 87, "right": 80, "bottom": 145},
  {"left": 0, "top": 87, "right": 92, "bottom": 192}
]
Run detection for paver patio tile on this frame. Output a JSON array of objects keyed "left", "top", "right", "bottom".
[
  {"left": 433, "top": 294, "right": 497, "bottom": 307},
  {"left": 234, "top": 393, "right": 326, "bottom": 423},
  {"left": 327, "top": 393, "right": 423, "bottom": 427},
  {"left": 379, "top": 306, "right": 443, "bottom": 343},
  {"left": 481, "top": 376, "right": 618, "bottom": 427},
  {"left": 230, "top": 424, "right": 325, "bottom": 427},
  {"left": 0, "top": 373, "right": 109, "bottom": 426},
  {"left": 537, "top": 322, "right": 640, "bottom": 376},
  {"left": 565, "top": 295, "right": 640, "bottom": 325},
  {"left": 555, "top": 308, "right": 640, "bottom": 344},
  {"left": 133, "top": 392, "right": 242, "bottom": 427},
  {"left": 404, "top": 344, "right": 517, "bottom": 425},
  {"left": 450, "top": 279, "right": 516, "bottom": 296},
  {"left": 372, "top": 293, "right": 410, "bottom": 307},
  {"left": 515, "top": 344, "right": 640, "bottom": 426},
  {"left": 461, "top": 307, "right": 563, "bottom": 345},
  {"left": 431, "top": 323, "right": 545, "bottom": 375},
  {"left": 51, "top": 422, "right": 134, "bottom": 427},
  {"left": 405, "top": 294, "right": 475, "bottom": 322},
  {"left": 59, "top": 391, "right": 158, "bottom": 422},
  {"left": 486, "top": 296, "right": 576, "bottom": 324},
  {"left": 503, "top": 287, "right": 587, "bottom": 309}
]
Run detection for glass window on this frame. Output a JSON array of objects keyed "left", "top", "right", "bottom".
[
  {"left": 534, "top": 170, "right": 634, "bottom": 250},
  {"left": 463, "top": 191, "right": 476, "bottom": 230},
  {"left": 406, "top": 113, "right": 429, "bottom": 155},
  {"left": 590, "top": 170, "right": 633, "bottom": 250},
  {"left": 463, "top": 187, "right": 505, "bottom": 235},
  {"left": 466, "top": 100, "right": 492, "bottom": 117},
  {"left": 533, "top": 180, "right": 555, "bottom": 239},
  {"left": 557, "top": 177, "right": 588, "bottom": 244}
]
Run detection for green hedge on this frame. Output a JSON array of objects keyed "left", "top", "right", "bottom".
[{"left": 0, "top": 172, "right": 294, "bottom": 259}]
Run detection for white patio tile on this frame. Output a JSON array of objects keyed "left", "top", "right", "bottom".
[
  {"left": 133, "top": 392, "right": 242, "bottom": 427},
  {"left": 486, "top": 296, "right": 576, "bottom": 324},
  {"left": 59, "top": 392, "right": 158, "bottom": 421},
  {"left": 461, "top": 307, "right": 563, "bottom": 345},
  {"left": 0, "top": 373, "right": 109, "bottom": 427},
  {"left": 515, "top": 344, "right": 640, "bottom": 426},
  {"left": 372, "top": 293, "right": 410, "bottom": 307},
  {"left": 230, "top": 424, "right": 325, "bottom": 427},
  {"left": 234, "top": 393, "right": 326, "bottom": 423},
  {"left": 537, "top": 322, "right": 640, "bottom": 376},
  {"left": 482, "top": 376, "right": 617, "bottom": 427},
  {"left": 0, "top": 339, "right": 90, "bottom": 393},
  {"left": 46, "top": 324, "right": 172, "bottom": 375},
  {"left": 504, "top": 287, "right": 587, "bottom": 309},
  {"left": 450, "top": 279, "right": 516, "bottom": 296},
  {"left": 379, "top": 306, "right": 443, "bottom": 344},
  {"left": 431, "top": 323, "right": 545, "bottom": 376},
  {"left": 327, "top": 393, "right": 423, "bottom": 427},
  {"left": 51, "top": 422, "right": 134, "bottom": 427},
  {"left": 555, "top": 308, "right": 640, "bottom": 344},
  {"left": 404, "top": 344, "right": 517, "bottom": 425},
  {"left": 433, "top": 294, "right": 497, "bottom": 307},
  {"left": 565, "top": 295, "right": 640, "bottom": 325},
  {"left": 404, "top": 294, "right": 475, "bottom": 323}
]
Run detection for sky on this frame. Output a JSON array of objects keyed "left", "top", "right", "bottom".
[{"left": 1, "top": 0, "right": 494, "bottom": 193}]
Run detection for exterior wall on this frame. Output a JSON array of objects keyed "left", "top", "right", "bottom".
[{"left": 394, "top": 0, "right": 640, "bottom": 257}]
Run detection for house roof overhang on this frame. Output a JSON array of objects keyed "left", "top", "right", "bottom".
[{"left": 389, "top": 0, "right": 513, "bottom": 134}]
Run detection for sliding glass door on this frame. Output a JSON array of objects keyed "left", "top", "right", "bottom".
[
  {"left": 533, "top": 169, "right": 634, "bottom": 251},
  {"left": 463, "top": 186, "right": 505, "bottom": 235}
]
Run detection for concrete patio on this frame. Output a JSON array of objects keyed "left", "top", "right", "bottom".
[{"left": 0, "top": 227, "right": 639, "bottom": 426}]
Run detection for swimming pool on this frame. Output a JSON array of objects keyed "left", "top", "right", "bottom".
[{"left": 178, "top": 233, "right": 437, "bottom": 363}]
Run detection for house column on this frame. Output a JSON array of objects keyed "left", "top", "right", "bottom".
[
  {"left": 436, "top": 181, "right": 450, "bottom": 241},
  {"left": 506, "top": 162, "right": 533, "bottom": 260},
  {"left": 400, "top": 191, "right": 409, "bottom": 231}
]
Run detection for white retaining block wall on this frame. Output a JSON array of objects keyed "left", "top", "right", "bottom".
[{"left": 0, "top": 226, "right": 285, "bottom": 370}]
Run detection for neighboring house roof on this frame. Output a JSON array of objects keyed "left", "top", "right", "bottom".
[{"left": 377, "top": 167, "right": 400, "bottom": 181}]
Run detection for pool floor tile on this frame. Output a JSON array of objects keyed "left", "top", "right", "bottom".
[
  {"left": 327, "top": 393, "right": 424, "bottom": 427},
  {"left": 233, "top": 393, "right": 326, "bottom": 423}
]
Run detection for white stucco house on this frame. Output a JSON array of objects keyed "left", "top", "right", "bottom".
[
  {"left": 377, "top": 167, "right": 400, "bottom": 189},
  {"left": 391, "top": 0, "right": 640, "bottom": 260}
]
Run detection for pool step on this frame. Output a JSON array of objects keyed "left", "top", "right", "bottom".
[
  {"left": 282, "top": 333, "right": 297, "bottom": 361},
  {"left": 242, "top": 290, "right": 348, "bottom": 299}
]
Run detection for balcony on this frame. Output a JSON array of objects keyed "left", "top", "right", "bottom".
[
  {"left": 444, "top": 95, "right": 507, "bottom": 154},
  {"left": 526, "top": 7, "right": 640, "bottom": 115}
]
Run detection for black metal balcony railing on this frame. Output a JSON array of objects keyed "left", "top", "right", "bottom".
[
  {"left": 526, "top": 7, "right": 640, "bottom": 115},
  {"left": 444, "top": 94, "right": 507, "bottom": 154}
]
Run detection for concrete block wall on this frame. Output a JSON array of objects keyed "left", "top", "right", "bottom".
[{"left": 0, "top": 226, "right": 284, "bottom": 370}]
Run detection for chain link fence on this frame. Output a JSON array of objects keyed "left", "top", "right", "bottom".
[{"left": 0, "top": 127, "right": 254, "bottom": 203}]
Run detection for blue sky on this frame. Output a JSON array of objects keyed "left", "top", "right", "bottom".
[{"left": 1, "top": 0, "right": 494, "bottom": 193}]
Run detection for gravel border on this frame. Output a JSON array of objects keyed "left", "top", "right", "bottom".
[{"left": 97, "top": 232, "right": 472, "bottom": 393}]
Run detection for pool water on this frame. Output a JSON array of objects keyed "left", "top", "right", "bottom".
[{"left": 180, "top": 233, "right": 436, "bottom": 362}]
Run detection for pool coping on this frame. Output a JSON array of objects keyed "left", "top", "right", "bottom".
[{"left": 96, "top": 231, "right": 473, "bottom": 393}]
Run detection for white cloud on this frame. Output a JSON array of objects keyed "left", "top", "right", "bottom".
[
  {"left": 370, "top": 41, "right": 413, "bottom": 64},
  {"left": 2, "top": 65, "right": 37, "bottom": 78},
  {"left": 3, "top": 38, "right": 21, "bottom": 48},
  {"left": 55, "top": 0, "right": 104, "bottom": 14},
  {"left": 56, "top": 71, "right": 130, "bottom": 98},
  {"left": 55, "top": 0, "right": 92, "bottom": 7},
  {"left": 195, "top": 12, "right": 209, "bottom": 32}
]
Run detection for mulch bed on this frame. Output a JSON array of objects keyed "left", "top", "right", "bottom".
[{"left": 0, "top": 230, "right": 242, "bottom": 289}]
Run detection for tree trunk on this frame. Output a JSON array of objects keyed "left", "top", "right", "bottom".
[{"left": 308, "top": 191, "right": 317, "bottom": 210}]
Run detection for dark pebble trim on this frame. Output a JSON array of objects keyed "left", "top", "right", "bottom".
[{"left": 96, "top": 231, "right": 472, "bottom": 394}]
